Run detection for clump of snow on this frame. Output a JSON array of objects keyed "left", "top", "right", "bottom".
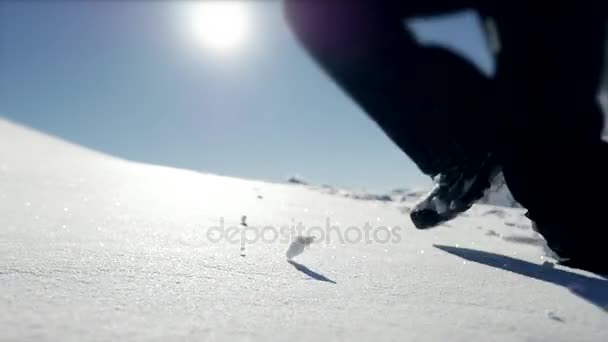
[
  {"left": 285, "top": 236, "right": 315, "bottom": 259},
  {"left": 240, "top": 215, "right": 248, "bottom": 257}
]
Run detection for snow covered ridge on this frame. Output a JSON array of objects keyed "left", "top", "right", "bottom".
[
  {"left": 2, "top": 117, "right": 608, "bottom": 341},
  {"left": 288, "top": 173, "right": 521, "bottom": 208}
]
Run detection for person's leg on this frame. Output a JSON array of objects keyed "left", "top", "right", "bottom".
[
  {"left": 283, "top": 0, "right": 493, "bottom": 177},
  {"left": 491, "top": 2, "right": 608, "bottom": 270}
]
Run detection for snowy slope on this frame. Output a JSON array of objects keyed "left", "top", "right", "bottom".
[{"left": 1, "top": 118, "right": 607, "bottom": 342}]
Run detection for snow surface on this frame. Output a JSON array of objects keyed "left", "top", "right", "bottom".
[{"left": 1, "top": 118, "right": 607, "bottom": 341}]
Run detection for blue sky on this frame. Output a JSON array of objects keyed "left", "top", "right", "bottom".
[{"left": 0, "top": 1, "right": 492, "bottom": 192}]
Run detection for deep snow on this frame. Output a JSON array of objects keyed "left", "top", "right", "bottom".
[{"left": 1, "top": 118, "right": 607, "bottom": 341}]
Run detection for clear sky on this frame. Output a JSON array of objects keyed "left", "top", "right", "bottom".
[{"left": 0, "top": 1, "right": 493, "bottom": 192}]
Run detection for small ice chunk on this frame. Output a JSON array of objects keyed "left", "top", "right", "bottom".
[{"left": 285, "top": 236, "right": 315, "bottom": 260}]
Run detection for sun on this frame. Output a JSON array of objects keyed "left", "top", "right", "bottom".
[{"left": 184, "top": 1, "right": 251, "bottom": 54}]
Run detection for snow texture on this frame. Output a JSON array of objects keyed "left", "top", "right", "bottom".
[{"left": 1, "top": 118, "right": 607, "bottom": 341}]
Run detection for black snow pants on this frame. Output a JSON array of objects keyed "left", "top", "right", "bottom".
[{"left": 284, "top": 0, "right": 608, "bottom": 238}]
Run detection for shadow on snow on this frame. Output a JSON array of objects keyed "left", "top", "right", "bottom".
[
  {"left": 434, "top": 245, "right": 608, "bottom": 312},
  {"left": 288, "top": 260, "right": 337, "bottom": 284}
]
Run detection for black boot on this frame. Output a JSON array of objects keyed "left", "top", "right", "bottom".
[{"left": 410, "top": 153, "right": 501, "bottom": 229}]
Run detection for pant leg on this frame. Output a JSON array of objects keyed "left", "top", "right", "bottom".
[
  {"left": 283, "top": 0, "right": 494, "bottom": 176},
  {"left": 491, "top": 2, "right": 608, "bottom": 225}
]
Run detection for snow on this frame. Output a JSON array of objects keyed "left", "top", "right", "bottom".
[
  {"left": 285, "top": 236, "right": 315, "bottom": 259},
  {"left": 1, "top": 118, "right": 607, "bottom": 341}
]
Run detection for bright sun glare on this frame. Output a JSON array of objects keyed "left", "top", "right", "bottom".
[{"left": 185, "top": 1, "right": 251, "bottom": 54}]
